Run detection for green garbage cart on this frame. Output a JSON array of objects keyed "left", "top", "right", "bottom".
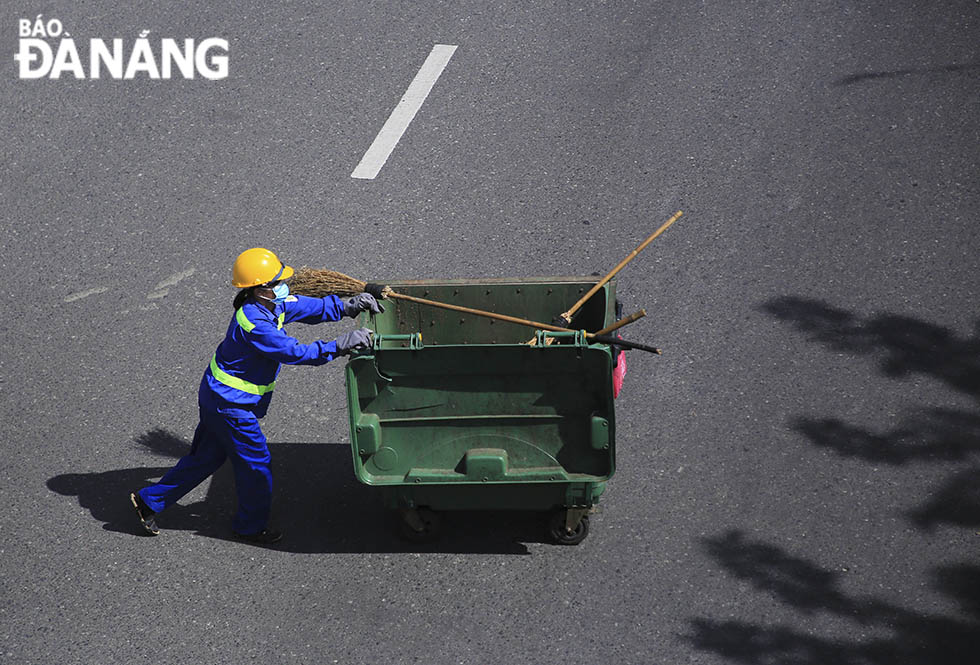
[{"left": 345, "top": 276, "right": 620, "bottom": 544}]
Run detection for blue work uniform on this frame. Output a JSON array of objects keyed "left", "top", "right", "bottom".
[{"left": 138, "top": 294, "right": 346, "bottom": 534}]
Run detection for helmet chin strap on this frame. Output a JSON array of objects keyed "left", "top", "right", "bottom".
[{"left": 268, "top": 265, "right": 285, "bottom": 283}]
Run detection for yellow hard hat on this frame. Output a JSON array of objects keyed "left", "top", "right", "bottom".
[{"left": 231, "top": 248, "right": 295, "bottom": 288}]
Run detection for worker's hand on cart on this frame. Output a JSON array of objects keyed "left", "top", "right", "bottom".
[
  {"left": 334, "top": 328, "right": 374, "bottom": 355},
  {"left": 344, "top": 292, "right": 385, "bottom": 317}
]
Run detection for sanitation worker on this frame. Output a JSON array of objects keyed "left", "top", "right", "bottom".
[{"left": 130, "top": 248, "right": 382, "bottom": 544}]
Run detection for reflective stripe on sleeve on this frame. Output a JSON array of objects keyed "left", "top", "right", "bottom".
[
  {"left": 236, "top": 307, "right": 256, "bottom": 332},
  {"left": 209, "top": 353, "right": 276, "bottom": 395}
]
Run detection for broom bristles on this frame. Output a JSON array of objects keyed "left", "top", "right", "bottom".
[{"left": 288, "top": 268, "right": 367, "bottom": 297}]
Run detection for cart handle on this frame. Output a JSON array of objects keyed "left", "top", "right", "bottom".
[
  {"left": 371, "top": 332, "right": 424, "bottom": 351},
  {"left": 535, "top": 330, "right": 589, "bottom": 347}
]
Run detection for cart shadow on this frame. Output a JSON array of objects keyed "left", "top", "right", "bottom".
[{"left": 47, "top": 428, "right": 549, "bottom": 554}]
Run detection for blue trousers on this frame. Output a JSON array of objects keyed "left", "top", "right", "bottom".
[{"left": 139, "top": 407, "right": 273, "bottom": 535}]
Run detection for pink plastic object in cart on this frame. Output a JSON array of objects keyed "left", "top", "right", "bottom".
[{"left": 612, "top": 348, "right": 627, "bottom": 398}]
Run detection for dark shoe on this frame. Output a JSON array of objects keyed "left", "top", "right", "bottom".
[
  {"left": 129, "top": 492, "right": 159, "bottom": 536},
  {"left": 233, "top": 528, "right": 283, "bottom": 545}
]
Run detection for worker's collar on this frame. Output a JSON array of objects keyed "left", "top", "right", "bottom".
[{"left": 246, "top": 297, "right": 279, "bottom": 317}]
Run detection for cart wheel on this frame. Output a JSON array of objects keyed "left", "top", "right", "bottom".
[
  {"left": 398, "top": 508, "right": 442, "bottom": 543},
  {"left": 548, "top": 511, "right": 590, "bottom": 546}
]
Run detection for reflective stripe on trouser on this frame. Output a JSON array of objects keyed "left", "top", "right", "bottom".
[{"left": 139, "top": 408, "right": 273, "bottom": 535}]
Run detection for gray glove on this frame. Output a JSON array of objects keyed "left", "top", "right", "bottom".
[
  {"left": 344, "top": 292, "right": 385, "bottom": 317},
  {"left": 334, "top": 328, "right": 373, "bottom": 355}
]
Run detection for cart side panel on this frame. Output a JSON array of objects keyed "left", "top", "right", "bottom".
[{"left": 346, "top": 344, "right": 615, "bottom": 487}]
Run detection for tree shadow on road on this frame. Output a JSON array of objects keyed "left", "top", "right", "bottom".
[
  {"left": 47, "top": 427, "right": 551, "bottom": 554},
  {"left": 763, "top": 297, "right": 980, "bottom": 529},
  {"left": 762, "top": 296, "right": 980, "bottom": 397},
  {"left": 685, "top": 531, "right": 979, "bottom": 665},
  {"left": 682, "top": 298, "right": 979, "bottom": 664}
]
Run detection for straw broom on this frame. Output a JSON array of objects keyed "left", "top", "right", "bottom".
[{"left": 288, "top": 267, "right": 392, "bottom": 299}]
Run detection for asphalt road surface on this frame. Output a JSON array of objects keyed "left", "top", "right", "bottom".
[{"left": 1, "top": 1, "right": 977, "bottom": 663}]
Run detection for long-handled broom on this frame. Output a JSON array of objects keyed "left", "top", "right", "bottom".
[{"left": 287, "top": 268, "right": 660, "bottom": 353}]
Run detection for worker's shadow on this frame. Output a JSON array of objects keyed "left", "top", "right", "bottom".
[{"left": 46, "top": 428, "right": 543, "bottom": 554}]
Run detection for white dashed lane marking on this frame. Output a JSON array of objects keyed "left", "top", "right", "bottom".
[
  {"left": 154, "top": 269, "right": 196, "bottom": 290},
  {"left": 351, "top": 44, "right": 458, "bottom": 180},
  {"left": 64, "top": 287, "right": 109, "bottom": 303},
  {"left": 63, "top": 269, "right": 196, "bottom": 304},
  {"left": 148, "top": 268, "right": 196, "bottom": 299}
]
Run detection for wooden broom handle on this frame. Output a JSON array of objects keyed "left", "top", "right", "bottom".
[
  {"left": 560, "top": 210, "right": 683, "bottom": 323},
  {"left": 387, "top": 292, "right": 570, "bottom": 332},
  {"left": 592, "top": 310, "right": 645, "bottom": 336},
  {"left": 390, "top": 295, "right": 649, "bottom": 347}
]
